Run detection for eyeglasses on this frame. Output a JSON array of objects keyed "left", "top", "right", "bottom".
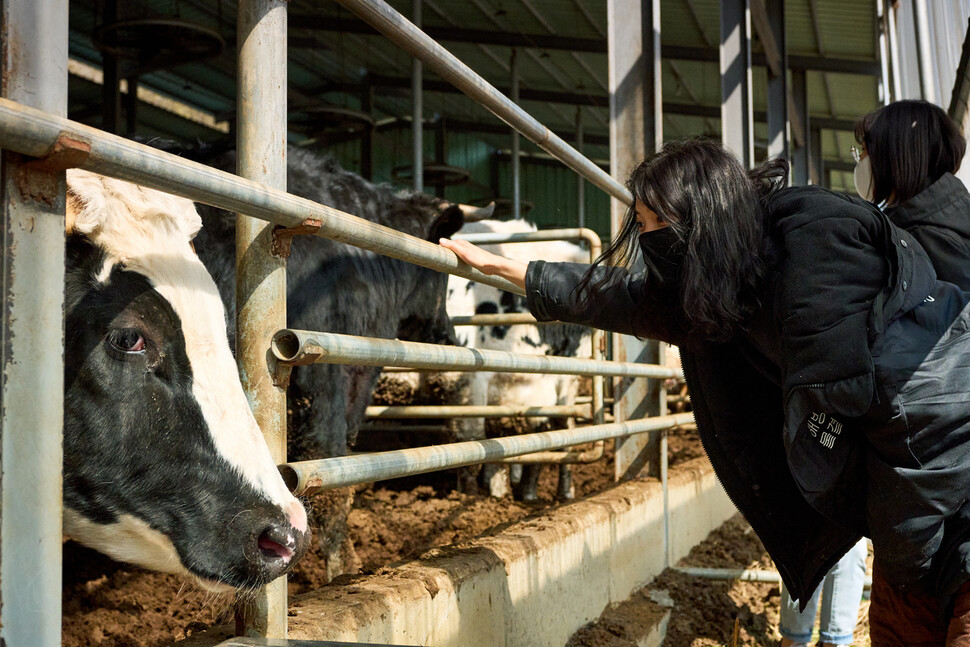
[{"left": 851, "top": 146, "right": 865, "bottom": 163}]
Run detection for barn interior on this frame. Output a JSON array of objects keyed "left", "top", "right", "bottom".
[
  {"left": 62, "top": 0, "right": 929, "bottom": 243},
  {"left": 5, "top": 1, "right": 968, "bottom": 645}
]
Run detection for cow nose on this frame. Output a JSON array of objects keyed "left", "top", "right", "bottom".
[
  {"left": 285, "top": 500, "right": 308, "bottom": 533},
  {"left": 247, "top": 514, "right": 311, "bottom": 581}
]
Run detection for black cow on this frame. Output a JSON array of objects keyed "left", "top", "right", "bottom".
[
  {"left": 63, "top": 169, "right": 310, "bottom": 591},
  {"left": 193, "top": 147, "right": 472, "bottom": 578}
]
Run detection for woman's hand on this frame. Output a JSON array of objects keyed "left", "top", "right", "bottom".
[{"left": 439, "top": 237, "right": 527, "bottom": 291}]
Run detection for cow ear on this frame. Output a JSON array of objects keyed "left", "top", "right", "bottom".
[{"left": 427, "top": 204, "right": 464, "bottom": 242}]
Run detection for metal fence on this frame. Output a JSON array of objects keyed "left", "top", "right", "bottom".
[{"left": 0, "top": 0, "right": 687, "bottom": 643}]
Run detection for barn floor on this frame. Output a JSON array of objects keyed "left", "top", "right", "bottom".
[
  {"left": 566, "top": 514, "right": 873, "bottom": 647},
  {"left": 60, "top": 428, "right": 874, "bottom": 647}
]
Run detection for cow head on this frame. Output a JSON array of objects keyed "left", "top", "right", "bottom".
[
  {"left": 63, "top": 170, "right": 309, "bottom": 590},
  {"left": 390, "top": 192, "right": 465, "bottom": 347}
]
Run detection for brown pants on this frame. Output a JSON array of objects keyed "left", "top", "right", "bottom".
[{"left": 869, "top": 563, "right": 970, "bottom": 646}]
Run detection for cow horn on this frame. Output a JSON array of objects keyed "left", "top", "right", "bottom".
[{"left": 456, "top": 201, "right": 495, "bottom": 222}]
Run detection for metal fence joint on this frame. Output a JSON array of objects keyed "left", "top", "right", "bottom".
[
  {"left": 16, "top": 132, "right": 90, "bottom": 205},
  {"left": 271, "top": 217, "right": 322, "bottom": 258}
]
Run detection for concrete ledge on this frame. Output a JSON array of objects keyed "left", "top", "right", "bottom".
[{"left": 287, "top": 457, "right": 734, "bottom": 647}]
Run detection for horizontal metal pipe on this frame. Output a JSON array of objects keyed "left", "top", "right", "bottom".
[
  {"left": 280, "top": 413, "right": 694, "bottom": 494},
  {"left": 332, "top": 0, "right": 631, "bottom": 205},
  {"left": 672, "top": 567, "right": 872, "bottom": 589},
  {"left": 0, "top": 98, "right": 523, "bottom": 296},
  {"left": 576, "top": 396, "right": 615, "bottom": 405},
  {"left": 451, "top": 312, "right": 541, "bottom": 326},
  {"left": 273, "top": 329, "right": 685, "bottom": 379},
  {"left": 358, "top": 424, "right": 451, "bottom": 433},
  {"left": 456, "top": 227, "right": 600, "bottom": 246},
  {"left": 365, "top": 404, "right": 589, "bottom": 418},
  {"left": 499, "top": 440, "right": 605, "bottom": 464}
]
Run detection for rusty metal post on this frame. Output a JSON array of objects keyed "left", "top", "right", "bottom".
[
  {"left": 234, "top": 0, "right": 289, "bottom": 638},
  {"left": 608, "top": 0, "right": 665, "bottom": 483},
  {"left": 0, "top": 0, "right": 68, "bottom": 644}
]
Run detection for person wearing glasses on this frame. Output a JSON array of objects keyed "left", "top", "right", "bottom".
[
  {"left": 441, "top": 137, "right": 970, "bottom": 645},
  {"left": 853, "top": 100, "right": 969, "bottom": 287},
  {"left": 851, "top": 101, "right": 970, "bottom": 643}
]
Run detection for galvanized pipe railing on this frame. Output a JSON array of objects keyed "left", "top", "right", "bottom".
[
  {"left": 280, "top": 413, "right": 694, "bottom": 495},
  {"left": 452, "top": 312, "right": 540, "bottom": 326},
  {"left": 272, "top": 330, "right": 684, "bottom": 379},
  {"left": 456, "top": 227, "right": 602, "bottom": 247},
  {"left": 453, "top": 226, "right": 607, "bottom": 468},
  {"left": 0, "top": 98, "right": 523, "bottom": 297},
  {"left": 673, "top": 567, "right": 873, "bottom": 589},
  {"left": 0, "top": 1, "right": 68, "bottom": 644},
  {"left": 234, "top": 0, "right": 289, "bottom": 638},
  {"left": 365, "top": 404, "right": 590, "bottom": 418},
  {"left": 331, "top": 0, "right": 632, "bottom": 206}
]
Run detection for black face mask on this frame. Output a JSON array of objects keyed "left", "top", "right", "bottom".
[{"left": 638, "top": 227, "right": 684, "bottom": 285}]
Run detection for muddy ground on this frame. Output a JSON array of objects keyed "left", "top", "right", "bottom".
[{"left": 62, "top": 425, "right": 869, "bottom": 647}]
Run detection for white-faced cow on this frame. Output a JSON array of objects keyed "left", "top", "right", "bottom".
[
  {"left": 445, "top": 219, "right": 592, "bottom": 500},
  {"left": 63, "top": 169, "right": 309, "bottom": 590},
  {"left": 192, "top": 147, "right": 478, "bottom": 579}
]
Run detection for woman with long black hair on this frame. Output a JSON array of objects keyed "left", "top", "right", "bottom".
[{"left": 441, "top": 137, "right": 970, "bottom": 644}]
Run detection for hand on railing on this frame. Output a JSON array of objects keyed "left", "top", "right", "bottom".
[{"left": 439, "top": 237, "right": 528, "bottom": 290}]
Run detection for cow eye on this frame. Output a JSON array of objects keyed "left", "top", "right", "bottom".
[{"left": 108, "top": 328, "right": 147, "bottom": 354}]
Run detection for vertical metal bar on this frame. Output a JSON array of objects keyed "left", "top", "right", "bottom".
[
  {"left": 575, "top": 106, "right": 585, "bottom": 229},
  {"left": 0, "top": 0, "right": 67, "bottom": 644},
  {"left": 361, "top": 79, "right": 374, "bottom": 180},
  {"left": 234, "top": 0, "right": 288, "bottom": 638},
  {"left": 435, "top": 115, "right": 446, "bottom": 198},
  {"left": 511, "top": 48, "right": 521, "bottom": 220},
  {"left": 720, "top": 0, "right": 754, "bottom": 168},
  {"left": 886, "top": 0, "right": 903, "bottom": 103},
  {"left": 790, "top": 69, "right": 809, "bottom": 186},
  {"left": 810, "top": 126, "right": 822, "bottom": 187},
  {"left": 101, "top": 0, "right": 121, "bottom": 134},
  {"left": 412, "top": 0, "right": 423, "bottom": 193},
  {"left": 124, "top": 75, "right": 139, "bottom": 136},
  {"left": 608, "top": 0, "right": 664, "bottom": 482},
  {"left": 765, "top": 0, "right": 789, "bottom": 161},
  {"left": 877, "top": 0, "right": 890, "bottom": 105},
  {"left": 912, "top": 0, "right": 938, "bottom": 104},
  {"left": 643, "top": 0, "right": 663, "bottom": 155}
]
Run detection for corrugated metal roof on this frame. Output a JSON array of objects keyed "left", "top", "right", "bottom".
[{"left": 65, "top": 0, "right": 883, "bottom": 193}]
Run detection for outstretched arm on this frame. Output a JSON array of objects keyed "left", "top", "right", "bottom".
[
  {"left": 440, "top": 236, "right": 681, "bottom": 342},
  {"left": 439, "top": 237, "right": 527, "bottom": 291}
]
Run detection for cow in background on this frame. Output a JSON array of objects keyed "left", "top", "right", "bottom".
[
  {"left": 64, "top": 169, "right": 310, "bottom": 591},
  {"left": 193, "top": 147, "right": 485, "bottom": 579},
  {"left": 444, "top": 219, "right": 593, "bottom": 500}
]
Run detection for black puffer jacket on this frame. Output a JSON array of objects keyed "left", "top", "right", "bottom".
[
  {"left": 885, "top": 173, "right": 970, "bottom": 290},
  {"left": 525, "top": 186, "right": 968, "bottom": 602}
]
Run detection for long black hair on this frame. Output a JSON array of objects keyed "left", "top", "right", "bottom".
[
  {"left": 854, "top": 100, "right": 965, "bottom": 206},
  {"left": 576, "top": 137, "right": 788, "bottom": 342}
]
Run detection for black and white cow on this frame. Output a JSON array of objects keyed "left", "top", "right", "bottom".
[
  {"left": 193, "top": 147, "right": 474, "bottom": 579},
  {"left": 445, "top": 219, "right": 592, "bottom": 500},
  {"left": 64, "top": 169, "right": 310, "bottom": 590}
]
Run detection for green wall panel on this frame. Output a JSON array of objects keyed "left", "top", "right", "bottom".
[{"left": 313, "top": 125, "right": 613, "bottom": 245}]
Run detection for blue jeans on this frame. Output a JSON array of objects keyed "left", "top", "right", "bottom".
[{"left": 779, "top": 538, "right": 869, "bottom": 646}]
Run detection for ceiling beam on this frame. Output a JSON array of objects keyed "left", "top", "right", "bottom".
[
  {"left": 379, "top": 117, "right": 612, "bottom": 146},
  {"left": 750, "top": 0, "right": 782, "bottom": 77},
  {"left": 288, "top": 15, "right": 607, "bottom": 52},
  {"left": 664, "top": 101, "right": 856, "bottom": 131},
  {"left": 287, "top": 15, "right": 880, "bottom": 76},
  {"left": 357, "top": 73, "right": 609, "bottom": 107},
  {"left": 662, "top": 45, "right": 880, "bottom": 75},
  {"left": 327, "top": 75, "right": 861, "bottom": 131}
]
